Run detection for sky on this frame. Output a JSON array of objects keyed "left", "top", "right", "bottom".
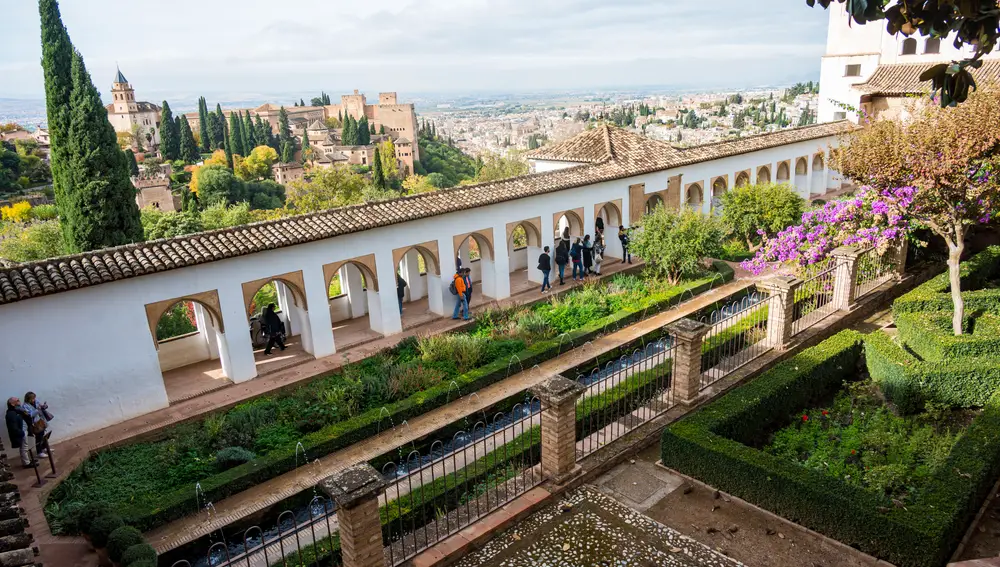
[{"left": 0, "top": 0, "right": 831, "bottom": 103}]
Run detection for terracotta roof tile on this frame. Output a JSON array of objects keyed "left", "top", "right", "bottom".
[
  {"left": 857, "top": 60, "right": 1000, "bottom": 96},
  {"left": 0, "top": 121, "right": 851, "bottom": 306}
]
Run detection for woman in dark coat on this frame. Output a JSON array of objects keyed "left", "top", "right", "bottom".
[
  {"left": 582, "top": 235, "right": 594, "bottom": 276},
  {"left": 554, "top": 241, "right": 570, "bottom": 285},
  {"left": 263, "top": 304, "right": 286, "bottom": 355}
]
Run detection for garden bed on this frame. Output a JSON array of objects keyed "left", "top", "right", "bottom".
[{"left": 48, "top": 264, "right": 733, "bottom": 534}]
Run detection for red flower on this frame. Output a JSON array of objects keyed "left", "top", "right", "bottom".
[
  {"left": 851, "top": 450, "right": 857, "bottom": 455},
  {"left": 802, "top": 415, "right": 809, "bottom": 422},
  {"left": 822, "top": 410, "right": 829, "bottom": 416}
]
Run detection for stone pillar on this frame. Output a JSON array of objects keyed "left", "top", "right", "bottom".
[
  {"left": 491, "top": 224, "right": 511, "bottom": 300},
  {"left": 320, "top": 465, "right": 388, "bottom": 567},
  {"left": 344, "top": 265, "right": 368, "bottom": 319},
  {"left": 831, "top": 246, "right": 863, "bottom": 311},
  {"left": 371, "top": 250, "right": 403, "bottom": 336},
  {"left": 216, "top": 285, "right": 258, "bottom": 383},
  {"left": 400, "top": 249, "right": 423, "bottom": 302},
  {"left": 760, "top": 275, "right": 800, "bottom": 349},
  {"left": 302, "top": 263, "right": 336, "bottom": 358},
  {"left": 893, "top": 238, "right": 909, "bottom": 281},
  {"left": 531, "top": 376, "right": 586, "bottom": 483},
  {"left": 666, "top": 319, "right": 711, "bottom": 406}
]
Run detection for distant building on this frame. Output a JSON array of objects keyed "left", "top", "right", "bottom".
[
  {"left": 105, "top": 68, "right": 162, "bottom": 150},
  {"left": 133, "top": 172, "right": 179, "bottom": 212},
  {"left": 818, "top": 3, "right": 1000, "bottom": 123},
  {"left": 272, "top": 162, "right": 304, "bottom": 185}
]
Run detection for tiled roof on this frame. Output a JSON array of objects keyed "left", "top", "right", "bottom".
[
  {"left": 525, "top": 124, "right": 680, "bottom": 163},
  {"left": 307, "top": 120, "right": 327, "bottom": 130},
  {"left": 856, "top": 60, "right": 1000, "bottom": 96},
  {"left": 0, "top": 437, "right": 41, "bottom": 565},
  {"left": 0, "top": 122, "right": 851, "bottom": 306}
]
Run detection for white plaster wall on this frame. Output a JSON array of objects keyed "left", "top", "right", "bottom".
[
  {"left": 530, "top": 159, "right": 586, "bottom": 173},
  {"left": 509, "top": 247, "right": 528, "bottom": 271},
  {"left": 0, "top": 132, "right": 841, "bottom": 441},
  {"left": 157, "top": 333, "right": 211, "bottom": 372},
  {"left": 329, "top": 295, "right": 351, "bottom": 323}
]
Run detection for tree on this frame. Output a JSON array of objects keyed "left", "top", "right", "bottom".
[
  {"left": 179, "top": 116, "right": 200, "bottom": 163},
  {"left": 235, "top": 145, "right": 278, "bottom": 181},
  {"left": 58, "top": 49, "right": 144, "bottom": 252},
  {"left": 402, "top": 174, "right": 436, "bottom": 194},
  {"left": 631, "top": 207, "right": 725, "bottom": 284},
  {"left": 473, "top": 151, "right": 529, "bottom": 183},
  {"left": 159, "top": 101, "right": 179, "bottom": 160},
  {"left": 836, "top": 88, "right": 1000, "bottom": 335},
  {"left": 39, "top": 0, "right": 73, "bottom": 215},
  {"left": 125, "top": 148, "right": 139, "bottom": 176},
  {"left": 277, "top": 107, "right": 291, "bottom": 148},
  {"left": 301, "top": 132, "right": 312, "bottom": 164},
  {"left": 255, "top": 116, "right": 272, "bottom": 149},
  {"left": 196, "top": 165, "right": 239, "bottom": 206},
  {"left": 378, "top": 138, "right": 398, "bottom": 183},
  {"left": 379, "top": 124, "right": 386, "bottom": 135},
  {"left": 198, "top": 97, "right": 211, "bottom": 152},
  {"left": 370, "top": 122, "right": 376, "bottom": 135},
  {"left": 359, "top": 116, "right": 371, "bottom": 145},
  {"left": 342, "top": 115, "right": 356, "bottom": 146},
  {"left": 228, "top": 111, "right": 245, "bottom": 157},
  {"left": 285, "top": 166, "right": 367, "bottom": 212},
  {"left": 719, "top": 183, "right": 804, "bottom": 251},
  {"left": 0, "top": 220, "right": 66, "bottom": 263},
  {"left": 299, "top": 98, "right": 305, "bottom": 107},
  {"left": 280, "top": 140, "right": 294, "bottom": 164},
  {"left": 0, "top": 142, "right": 21, "bottom": 191},
  {"left": 242, "top": 111, "right": 256, "bottom": 154},
  {"left": 371, "top": 147, "right": 386, "bottom": 189},
  {"left": 223, "top": 121, "right": 234, "bottom": 170}
]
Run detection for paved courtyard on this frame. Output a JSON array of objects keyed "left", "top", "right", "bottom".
[{"left": 456, "top": 486, "right": 744, "bottom": 567}]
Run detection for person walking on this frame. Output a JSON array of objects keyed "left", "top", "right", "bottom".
[
  {"left": 396, "top": 273, "right": 408, "bottom": 315},
  {"left": 594, "top": 243, "right": 605, "bottom": 276},
  {"left": 619, "top": 226, "right": 632, "bottom": 264},
  {"left": 595, "top": 216, "right": 605, "bottom": 247},
  {"left": 262, "top": 304, "right": 286, "bottom": 355},
  {"left": 463, "top": 268, "right": 474, "bottom": 309},
  {"left": 21, "top": 392, "right": 50, "bottom": 459},
  {"left": 570, "top": 238, "right": 583, "bottom": 281},
  {"left": 555, "top": 240, "right": 569, "bottom": 285},
  {"left": 537, "top": 246, "right": 552, "bottom": 293},
  {"left": 5, "top": 398, "right": 32, "bottom": 467},
  {"left": 582, "top": 235, "right": 594, "bottom": 276},
  {"left": 451, "top": 269, "right": 469, "bottom": 320}
]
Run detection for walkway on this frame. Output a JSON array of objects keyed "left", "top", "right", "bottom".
[{"left": 143, "top": 278, "right": 748, "bottom": 553}]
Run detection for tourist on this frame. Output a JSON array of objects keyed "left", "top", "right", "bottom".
[
  {"left": 21, "top": 392, "right": 50, "bottom": 459},
  {"left": 455, "top": 254, "right": 462, "bottom": 272},
  {"left": 582, "top": 235, "right": 594, "bottom": 276},
  {"left": 594, "top": 243, "right": 604, "bottom": 276},
  {"left": 463, "top": 268, "right": 474, "bottom": 308},
  {"left": 619, "top": 226, "right": 632, "bottom": 264},
  {"left": 537, "top": 246, "right": 552, "bottom": 293},
  {"left": 396, "top": 273, "right": 407, "bottom": 315},
  {"left": 595, "top": 216, "right": 605, "bottom": 246},
  {"left": 555, "top": 240, "right": 569, "bottom": 285},
  {"left": 561, "top": 226, "right": 570, "bottom": 244},
  {"left": 570, "top": 238, "right": 583, "bottom": 281},
  {"left": 451, "top": 269, "right": 469, "bottom": 320},
  {"left": 262, "top": 304, "right": 286, "bottom": 355},
  {"left": 4, "top": 397, "right": 32, "bottom": 467}
]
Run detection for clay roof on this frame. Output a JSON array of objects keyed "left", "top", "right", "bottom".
[
  {"left": 526, "top": 123, "right": 680, "bottom": 163},
  {"left": 856, "top": 60, "right": 1000, "bottom": 96},
  {"left": 0, "top": 437, "right": 41, "bottom": 564},
  {"left": 0, "top": 122, "right": 851, "bottom": 306},
  {"left": 307, "top": 120, "right": 328, "bottom": 130},
  {"left": 396, "top": 137, "right": 411, "bottom": 144}
]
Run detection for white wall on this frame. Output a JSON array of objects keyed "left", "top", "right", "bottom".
[
  {"left": 531, "top": 159, "right": 586, "bottom": 173},
  {"left": 157, "top": 333, "right": 211, "bottom": 372},
  {"left": 509, "top": 247, "right": 528, "bottom": 271}
]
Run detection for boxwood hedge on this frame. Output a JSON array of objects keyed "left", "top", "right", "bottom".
[
  {"left": 893, "top": 246, "right": 1000, "bottom": 316},
  {"left": 661, "top": 330, "right": 1000, "bottom": 567},
  {"left": 117, "top": 266, "right": 733, "bottom": 531}
]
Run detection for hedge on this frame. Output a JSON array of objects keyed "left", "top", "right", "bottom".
[
  {"left": 662, "top": 330, "right": 1000, "bottom": 567},
  {"left": 896, "top": 311, "right": 1000, "bottom": 361},
  {"left": 866, "top": 330, "right": 1000, "bottom": 414},
  {"left": 893, "top": 245, "right": 1000, "bottom": 316},
  {"left": 119, "top": 267, "right": 734, "bottom": 531}
]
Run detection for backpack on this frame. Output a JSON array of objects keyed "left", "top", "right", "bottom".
[{"left": 449, "top": 278, "right": 458, "bottom": 295}]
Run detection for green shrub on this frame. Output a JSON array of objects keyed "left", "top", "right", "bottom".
[
  {"left": 74, "top": 501, "right": 112, "bottom": 535},
  {"left": 122, "top": 543, "right": 157, "bottom": 565},
  {"left": 107, "top": 526, "right": 144, "bottom": 563},
  {"left": 513, "top": 311, "right": 554, "bottom": 341},
  {"left": 87, "top": 513, "right": 124, "bottom": 548},
  {"left": 253, "top": 423, "right": 299, "bottom": 454},
  {"left": 893, "top": 246, "right": 1000, "bottom": 316},
  {"left": 215, "top": 447, "right": 257, "bottom": 471},
  {"left": 896, "top": 311, "right": 1000, "bottom": 361}
]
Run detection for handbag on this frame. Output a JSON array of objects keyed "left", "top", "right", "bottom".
[{"left": 31, "top": 418, "right": 46, "bottom": 435}]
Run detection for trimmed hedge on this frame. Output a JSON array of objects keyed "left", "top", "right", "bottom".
[
  {"left": 896, "top": 311, "right": 1000, "bottom": 361},
  {"left": 118, "top": 267, "right": 734, "bottom": 531},
  {"left": 662, "top": 330, "right": 1000, "bottom": 567},
  {"left": 107, "top": 526, "right": 144, "bottom": 563},
  {"left": 893, "top": 245, "right": 1000, "bottom": 316}
]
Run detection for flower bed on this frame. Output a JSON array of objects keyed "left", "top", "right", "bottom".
[
  {"left": 661, "top": 330, "right": 1000, "bottom": 567},
  {"left": 48, "top": 264, "right": 733, "bottom": 533}
]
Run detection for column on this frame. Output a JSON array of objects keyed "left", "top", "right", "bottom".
[
  {"left": 491, "top": 225, "right": 511, "bottom": 300},
  {"left": 526, "top": 244, "right": 543, "bottom": 284},
  {"left": 436, "top": 236, "right": 458, "bottom": 317},
  {"left": 665, "top": 319, "right": 711, "bottom": 406},
  {"left": 344, "top": 265, "right": 367, "bottom": 319},
  {"left": 274, "top": 281, "right": 298, "bottom": 336},
  {"left": 400, "top": 250, "right": 423, "bottom": 302},
  {"left": 371, "top": 251, "right": 403, "bottom": 336},
  {"left": 583, "top": 205, "right": 597, "bottom": 243},
  {"left": 893, "top": 238, "right": 909, "bottom": 281},
  {"left": 193, "top": 303, "right": 220, "bottom": 360},
  {"left": 759, "top": 275, "right": 800, "bottom": 350},
  {"left": 531, "top": 375, "right": 586, "bottom": 483},
  {"left": 302, "top": 263, "right": 336, "bottom": 358},
  {"left": 319, "top": 465, "right": 388, "bottom": 567},
  {"left": 216, "top": 285, "right": 258, "bottom": 383},
  {"left": 831, "top": 246, "right": 862, "bottom": 311}
]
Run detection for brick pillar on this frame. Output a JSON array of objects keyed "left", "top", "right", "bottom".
[
  {"left": 759, "top": 275, "right": 800, "bottom": 350},
  {"left": 665, "top": 318, "right": 711, "bottom": 406},
  {"left": 830, "top": 246, "right": 862, "bottom": 311},
  {"left": 531, "top": 375, "right": 586, "bottom": 483},
  {"left": 320, "top": 464, "right": 388, "bottom": 567},
  {"left": 893, "top": 238, "right": 909, "bottom": 281}
]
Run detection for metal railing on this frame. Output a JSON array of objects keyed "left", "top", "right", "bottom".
[
  {"left": 854, "top": 246, "right": 895, "bottom": 299},
  {"left": 575, "top": 337, "right": 676, "bottom": 460},
  {"left": 792, "top": 261, "right": 838, "bottom": 335},
  {"left": 699, "top": 289, "right": 770, "bottom": 389},
  {"left": 381, "top": 394, "right": 542, "bottom": 566}
]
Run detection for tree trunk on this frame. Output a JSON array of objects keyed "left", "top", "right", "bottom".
[{"left": 948, "top": 239, "right": 965, "bottom": 336}]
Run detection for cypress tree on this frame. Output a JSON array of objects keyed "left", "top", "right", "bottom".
[
  {"left": 371, "top": 147, "right": 385, "bottom": 188},
  {"left": 62, "top": 49, "right": 143, "bottom": 251},
  {"left": 228, "top": 111, "right": 244, "bottom": 156},
  {"left": 198, "top": 96, "right": 211, "bottom": 152},
  {"left": 242, "top": 110, "right": 257, "bottom": 150},
  {"left": 338, "top": 110, "right": 342, "bottom": 122},
  {"left": 299, "top": 98, "right": 305, "bottom": 107},
  {"left": 255, "top": 115, "right": 272, "bottom": 149},
  {"left": 125, "top": 148, "right": 139, "bottom": 176},
  {"left": 280, "top": 140, "right": 294, "bottom": 164},
  {"left": 39, "top": 0, "right": 74, "bottom": 214},
  {"left": 358, "top": 116, "right": 370, "bottom": 145},
  {"left": 380, "top": 124, "right": 385, "bottom": 135},
  {"left": 301, "top": 132, "right": 310, "bottom": 163},
  {"left": 370, "top": 122, "right": 376, "bottom": 135},
  {"left": 179, "top": 115, "right": 199, "bottom": 163},
  {"left": 207, "top": 112, "right": 223, "bottom": 150},
  {"left": 223, "top": 121, "right": 234, "bottom": 170},
  {"left": 343, "top": 116, "right": 356, "bottom": 145},
  {"left": 160, "top": 101, "right": 179, "bottom": 160},
  {"left": 277, "top": 106, "right": 291, "bottom": 144}
]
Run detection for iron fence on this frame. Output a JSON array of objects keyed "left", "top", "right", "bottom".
[
  {"left": 854, "top": 246, "right": 895, "bottom": 299},
  {"left": 791, "top": 261, "right": 838, "bottom": 335},
  {"left": 575, "top": 337, "right": 676, "bottom": 460},
  {"left": 380, "top": 394, "right": 542, "bottom": 566},
  {"left": 699, "top": 289, "right": 770, "bottom": 389}
]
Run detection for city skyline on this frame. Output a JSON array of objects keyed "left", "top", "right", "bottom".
[{"left": 1, "top": 0, "right": 829, "bottom": 100}]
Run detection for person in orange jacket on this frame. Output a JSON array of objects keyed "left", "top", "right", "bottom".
[{"left": 450, "top": 269, "right": 470, "bottom": 320}]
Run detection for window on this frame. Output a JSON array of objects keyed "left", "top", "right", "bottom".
[
  {"left": 925, "top": 38, "right": 941, "bottom": 54},
  {"left": 833, "top": 111, "right": 847, "bottom": 120},
  {"left": 844, "top": 64, "right": 861, "bottom": 77},
  {"left": 901, "top": 38, "right": 917, "bottom": 55}
]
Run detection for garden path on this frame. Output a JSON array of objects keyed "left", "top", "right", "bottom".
[{"left": 140, "top": 278, "right": 749, "bottom": 554}]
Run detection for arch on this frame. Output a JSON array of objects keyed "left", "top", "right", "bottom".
[
  {"left": 924, "top": 37, "right": 941, "bottom": 54},
  {"left": 901, "top": 37, "right": 917, "bottom": 55},
  {"left": 553, "top": 210, "right": 584, "bottom": 239},
  {"left": 686, "top": 183, "right": 704, "bottom": 210},
  {"left": 144, "top": 291, "right": 225, "bottom": 350},
  {"left": 507, "top": 221, "right": 542, "bottom": 249},
  {"left": 393, "top": 243, "right": 441, "bottom": 276},
  {"left": 812, "top": 153, "right": 825, "bottom": 171},
  {"left": 735, "top": 171, "right": 750, "bottom": 187},
  {"left": 777, "top": 161, "right": 790, "bottom": 182},
  {"left": 324, "top": 258, "right": 379, "bottom": 293},
  {"left": 756, "top": 165, "right": 771, "bottom": 184},
  {"left": 244, "top": 277, "right": 308, "bottom": 316},
  {"left": 455, "top": 231, "right": 495, "bottom": 261},
  {"left": 795, "top": 157, "right": 808, "bottom": 175},
  {"left": 595, "top": 201, "right": 623, "bottom": 228},
  {"left": 645, "top": 194, "right": 664, "bottom": 215}
]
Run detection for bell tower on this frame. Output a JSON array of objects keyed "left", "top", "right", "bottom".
[{"left": 111, "top": 67, "right": 138, "bottom": 115}]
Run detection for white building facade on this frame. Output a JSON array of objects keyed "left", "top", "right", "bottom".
[{"left": 105, "top": 68, "right": 161, "bottom": 150}]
